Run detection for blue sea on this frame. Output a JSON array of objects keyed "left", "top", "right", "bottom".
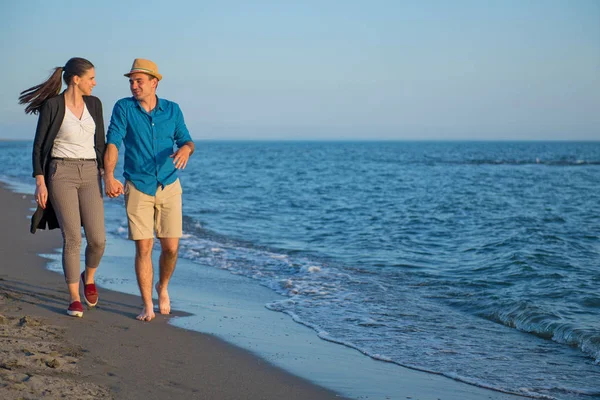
[{"left": 1, "top": 140, "right": 599, "bottom": 399}]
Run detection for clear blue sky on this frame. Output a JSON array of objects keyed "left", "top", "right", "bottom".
[{"left": 1, "top": 0, "right": 598, "bottom": 140}]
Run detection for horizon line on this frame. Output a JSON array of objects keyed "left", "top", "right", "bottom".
[{"left": 1, "top": 138, "right": 599, "bottom": 143}]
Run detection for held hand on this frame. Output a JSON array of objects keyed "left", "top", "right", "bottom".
[
  {"left": 104, "top": 176, "right": 124, "bottom": 198},
  {"left": 35, "top": 183, "right": 48, "bottom": 209},
  {"left": 170, "top": 145, "right": 192, "bottom": 170}
]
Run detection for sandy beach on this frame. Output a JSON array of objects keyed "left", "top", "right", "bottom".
[{"left": 0, "top": 183, "right": 346, "bottom": 400}]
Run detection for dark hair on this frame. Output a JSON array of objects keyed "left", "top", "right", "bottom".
[{"left": 18, "top": 57, "right": 94, "bottom": 115}]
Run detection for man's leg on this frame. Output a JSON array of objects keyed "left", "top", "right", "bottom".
[
  {"left": 124, "top": 180, "right": 156, "bottom": 321},
  {"left": 135, "top": 239, "right": 155, "bottom": 321},
  {"left": 155, "top": 179, "right": 183, "bottom": 315},
  {"left": 156, "top": 237, "right": 179, "bottom": 314}
]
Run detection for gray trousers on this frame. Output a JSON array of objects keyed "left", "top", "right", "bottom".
[{"left": 48, "top": 159, "right": 106, "bottom": 284}]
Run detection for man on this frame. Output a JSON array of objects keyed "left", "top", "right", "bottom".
[{"left": 104, "top": 58, "right": 194, "bottom": 322}]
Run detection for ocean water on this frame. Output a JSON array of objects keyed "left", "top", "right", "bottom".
[{"left": 1, "top": 140, "right": 599, "bottom": 399}]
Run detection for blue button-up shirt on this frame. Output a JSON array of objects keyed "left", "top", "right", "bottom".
[{"left": 106, "top": 96, "right": 193, "bottom": 196}]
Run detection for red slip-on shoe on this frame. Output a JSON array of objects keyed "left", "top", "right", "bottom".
[
  {"left": 81, "top": 271, "right": 98, "bottom": 307},
  {"left": 67, "top": 301, "right": 84, "bottom": 317}
]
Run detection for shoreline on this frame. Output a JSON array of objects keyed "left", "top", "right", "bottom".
[
  {"left": 0, "top": 183, "right": 346, "bottom": 400},
  {"left": 0, "top": 182, "right": 529, "bottom": 400}
]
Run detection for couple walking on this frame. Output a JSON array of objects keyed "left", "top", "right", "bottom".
[{"left": 20, "top": 57, "right": 194, "bottom": 321}]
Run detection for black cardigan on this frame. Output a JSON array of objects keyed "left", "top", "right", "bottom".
[{"left": 30, "top": 93, "right": 106, "bottom": 233}]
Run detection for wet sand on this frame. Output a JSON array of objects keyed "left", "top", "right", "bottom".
[
  {"left": 0, "top": 182, "right": 531, "bottom": 400},
  {"left": 0, "top": 184, "right": 346, "bottom": 400}
]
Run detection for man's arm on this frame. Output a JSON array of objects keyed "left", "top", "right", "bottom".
[
  {"left": 182, "top": 141, "right": 195, "bottom": 155},
  {"left": 103, "top": 144, "right": 124, "bottom": 197},
  {"left": 171, "top": 104, "right": 194, "bottom": 170},
  {"left": 104, "top": 100, "right": 127, "bottom": 197},
  {"left": 171, "top": 141, "right": 194, "bottom": 170}
]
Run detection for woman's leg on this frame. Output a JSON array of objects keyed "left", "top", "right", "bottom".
[
  {"left": 79, "top": 163, "right": 106, "bottom": 281},
  {"left": 48, "top": 161, "right": 83, "bottom": 302}
]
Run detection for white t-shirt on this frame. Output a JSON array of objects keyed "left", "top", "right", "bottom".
[{"left": 51, "top": 104, "right": 97, "bottom": 159}]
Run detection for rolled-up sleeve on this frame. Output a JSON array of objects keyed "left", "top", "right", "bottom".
[
  {"left": 106, "top": 100, "right": 127, "bottom": 149},
  {"left": 173, "top": 104, "right": 192, "bottom": 148}
]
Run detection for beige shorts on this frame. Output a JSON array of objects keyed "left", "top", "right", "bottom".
[{"left": 124, "top": 179, "right": 183, "bottom": 240}]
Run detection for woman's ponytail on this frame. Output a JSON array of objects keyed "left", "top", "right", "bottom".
[
  {"left": 19, "top": 57, "right": 94, "bottom": 115},
  {"left": 18, "top": 66, "right": 64, "bottom": 115}
]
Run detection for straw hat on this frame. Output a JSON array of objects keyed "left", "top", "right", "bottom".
[{"left": 124, "top": 58, "right": 162, "bottom": 81}]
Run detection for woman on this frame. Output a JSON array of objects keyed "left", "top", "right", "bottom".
[{"left": 19, "top": 57, "right": 106, "bottom": 317}]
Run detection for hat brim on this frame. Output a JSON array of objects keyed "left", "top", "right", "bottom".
[{"left": 124, "top": 69, "right": 162, "bottom": 81}]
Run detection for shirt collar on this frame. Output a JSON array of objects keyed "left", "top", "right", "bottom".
[
  {"left": 134, "top": 95, "right": 165, "bottom": 113},
  {"left": 156, "top": 96, "right": 166, "bottom": 111}
]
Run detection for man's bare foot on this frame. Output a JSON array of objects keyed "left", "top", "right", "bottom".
[
  {"left": 155, "top": 282, "right": 171, "bottom": 315},
  {"left": 136, "top": 305, "right": 155, "bottom": 322}
]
